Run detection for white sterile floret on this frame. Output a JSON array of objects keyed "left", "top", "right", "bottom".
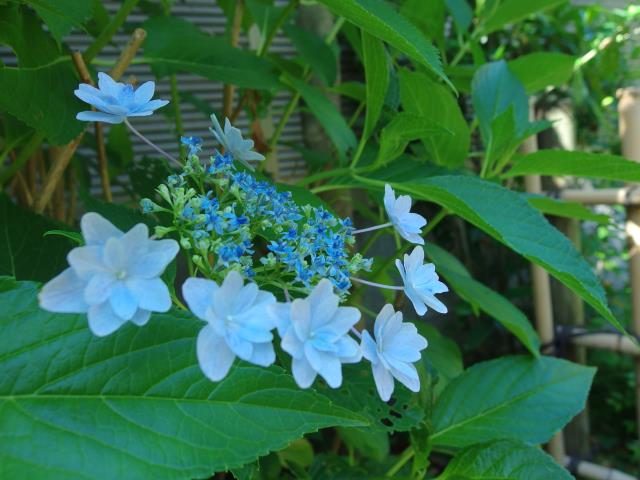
[
  {"left": 270, "top": 279, "right": 362, "bottom": 389},
  {"left": 39, "top": 213, "right": 179, "bottom": 336},
  {"left": 182, "top": 270, "right": 277, "bottom": 382},
  {"left": 210, "top": 113, "right": 265, "bottom": 170},
  {"left": 384, "top": 184, "right": 427, "bottom": 245},
  {"left": 396, "top": 246, "right": 448, "bottom": 316},
  {"left": 362, "top": 304, "right": 428, "bottom": 401}
]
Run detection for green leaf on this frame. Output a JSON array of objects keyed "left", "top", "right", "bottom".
[
  {"left": 376, "top": 112, "right": 451, "bottom": 165},
  {"left": 0, "top": 3, "right": 60, "bottom": 67},
  {"left": 43, "top": 229, "right": 83, "bottom": 245},
  {"left": 505, "top": 149, "right": 640, "bottom": 182},
  {"left": 0, "top": 195, "right": 74, "bottom": 282},
  {"left": 332, "top": 81, "right": 366, "bottom": 102},
  {"left": 418, "top": 324, "right": 463, "bottom": 397},
  {"left": 81, "top": 193, "right": 152, "bottom": 231},
  {"left": 527, "top": 196, "right": 610, "bottom": 224},
  {"left": 316, "top": 0, "right": 450, "bottom": 87},
  {"left": 284, "top": 25, "right": 337, "bottom": 86},
  {"left": 425, "top": 243, "right": 540, "bottom": 356},
  {"left": 338, "top": 426, "right": 389, "bottom": 462},
  {"left": 388, "top": 176, "right": 619, "bottom": 332},
  {"left": 509, "top": 52, "right": 576, "bottom": 94},
  {"left": 0, "top": 280, "right": 367, "bottom": 479},
  {"left": 399, "top": 69, "right": 469, "bottom": 167},
  {"left": 0, "top": 60, "right": 84, "bottom": 145},
  {"left": 362, "top": 31, "right": 389, "bottom": 139},
  {"left": 106, "top": 123, "right": 134, "bottom": 171},
  {"left": 437, "top": 439, "right": 573, "bottom": 480},
  {"left": 445, "top": 0, "right": 473, "bottom": 33},
  {"left": 283, "top": 74, "right": 357, "bottom": 162},
  {"left": 143, "top": 16, "right": 279, "bottom": 90},
  {"left": 431, "top": 355, "right": 595, "bottom": 448},
  {"left": 22, "top": 0, "right": 92, "bottom": 42},
  {"left": 479, "top": 0, "right": 568, "bottom": 34}
]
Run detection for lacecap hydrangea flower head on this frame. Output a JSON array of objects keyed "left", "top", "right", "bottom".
[{"left": 41, "top": 75, "right": 449, "bottom": 403}]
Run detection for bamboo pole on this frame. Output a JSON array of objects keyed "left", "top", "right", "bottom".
[
  {"left": 561, "top": 187, "right": 640, "bottom": 205},
  {"left": 567, "top": 329, "right": 640, "bottom": 356},
  {"left": 618, "top": 86, "right": 640, "bottom": 440},
  {"left": 522, "top": 100, "right": 566, "bottom": 463},
  {"left": 33, "top": 29, "right": 146, "bottom": 214},
  {"left": 223, "top": 0, "right": 244, "bottom": 118},
  {"left": 564, "top": 457, "right": 637, "bottom": 480}
]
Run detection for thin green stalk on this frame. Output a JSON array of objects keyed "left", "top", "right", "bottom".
[
  {"left": 297, "top": 167, "right": 352, "bottom": 186},
  {"left": 385, "top": 447, "right": 415, "bottom": 478},
  {"left": 0, "top": 132, "right": 45, "bottom": 187},
  {"left": 258, "top": 0, "right": 299, "bottom": 56},
  {"left": 311, "top": 183, "right": 361, "bottom": 194},
  {"left": 169, "top": 74, "right": 185, "bottom": 156},
  {"left": 349, "top": 135, "right": 367, "bottom": 170},
  {"left": 84, "top": 0, "right": 140, "bottom": 63},
  {"left": 348, "top": 102, "right": 365, "bottom": 128}
]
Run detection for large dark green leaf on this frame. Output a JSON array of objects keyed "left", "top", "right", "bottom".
[
  {"left": 0, "top": 280, "right": 367, "bottom": 479},
  {"left": 143, "top": 16, "right": 279, "bottom": 89},
  {"left": 437, "top": 439, "right": 572, "bottom": 479},
  {"left": 0, "top": 59, "right": 84, "bottom": 145},
  {"left": 284, "top": 25, "right": 337, "bottom": 86},
  {"left": 21, "top": 0, "right": 92, "bottom": 42},
  {"left": 505, "top": 149, "right": 640, "bottom": 182},
  {"left": 362, "top": 31, "right": 389, "bottom": 140},
  {"left": 399, "top": 69, "right": 469, "bottom": 167},
  {"left": 431, "top": 356, "right": 595, "bottom": 448},
  {"left": 384, "top": 176, "right": 619, "bottom": 331},
  {"left": 418, "top": 324, "right": 463, "bottom": 397},
  {"left": 316, "top": 0, "right": 450, "bottom": 87},
  {"left": 0, "top": 195, "right": 73, "bottom": 282},
  {"left": 283, "top": 74, "right": 357, "bottom": 162},
  {"left": 426, "top": 244, "right": 540, "bottom": 356},
  {"left": 479, "top": 0, "right": 568, "bottom": 34},
  {"left": 509, "top": 52, "right": 576, "bottom": 94}
]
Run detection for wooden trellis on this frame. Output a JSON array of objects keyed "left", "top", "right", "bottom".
[{"left": 527, "top": 89, "right": 640, "bottom": 480}]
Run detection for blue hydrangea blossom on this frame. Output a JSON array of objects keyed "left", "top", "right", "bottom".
[
  {"left": 396, "top": 246, "right": 448, "bottom": 316},
  {"left": 270, "top": 279, "right": 361, "bottom": 389},
  {"left": 39, "top": 213, "right": 179, "bottom": 336},
  {"left": 384, "top": 184, "right": 427, "bottom": 245},
  {"left": 210, "top": 114, "right": 265, "bottom": 169},
  {"left": 75, "top": 72, "right": 169, "bottom": 124},
  {"left": 361, "top": 304, "right": 428, "bottom": 401},
  {"left": 183, "top": 270, "right": 277, "bottom": 382}
]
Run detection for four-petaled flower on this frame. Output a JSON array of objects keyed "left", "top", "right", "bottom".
[
  {"left": 75, "top": 72, "right": 169, "bottom": 124},
  {"left": 362, "top": 304, "right": 428, "bottom": 401},
  {"left": 182, "top": 270, "right": 277, "bottom": 382},
  {"left": 39, "top": 213, "right": 179, "bottom": 336},
  {"left": 270, "top": 279, "right": 361, "bottom": 389},
  {"left": 384, "top": 184, "right": 427, "bottom": 245},
  {"left": 396, "top": 246, "right": 448, "bottom": 316},
  {"left": 180, "top": 136, "right": 203, "bottom": 157},
  {"left": 210, "top": 113, "right": 265, "bottom": 170}
]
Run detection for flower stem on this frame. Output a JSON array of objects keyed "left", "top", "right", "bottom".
[
  {"left": 124, "top": 119, "right": 181, "bottom": 167},
  {"left": 352, "top": 222, "right": 392, "bottom": 235},
  {"left": 349, "top": 326, "right": 362, "bottom": 339},
  {"left": 385, "top": 447, "right": 414, "bottom": 478},
  {"left": 351, "top": 277, "right": 403, "bottom": 291}
]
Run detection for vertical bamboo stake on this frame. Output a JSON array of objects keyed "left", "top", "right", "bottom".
[
  {"left": 618, "top": 87, "right": 640, "bottom": 439},
  {"left": 523, "top": 100, "right": 566, "bottom": 463},
  {"left": 223, "top": 0, "right": 244, "bottom": 119}
]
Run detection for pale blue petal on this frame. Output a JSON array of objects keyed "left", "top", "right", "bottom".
[
  {"left": 76, "top": 111, "right": 124, "bottom": 124},
  {"left": 197, "top": 325, "right": 235, "bottom": 382},
  {"left": 120, "top": 224, "right": 149, "bottom": 258},
  {"left": 88, "top": 301, "right": 127, "bottom": 337},
  {"left": 129, "top": 239, "right": 179, "bottom": 278},
  {"left": 125, "top": 110, "right": 155, "bottom": 117},
  {"left": 109, "top": 282, "right": 138, "bottom": 320},
  {"left": 130, "top": 309, "right": 151, "bottom": 326},
  {"left": 281, "top": 328, "right": 304, "bottom": 359},
  {"left": 249, "top": 342, "right": 275, "bottom": 367},
  {"left": 74, "top": 88, "right": 113, "bottom": 112},
  {"left": 372, "top": 362, "right": 395, "bottom": 401},
  {"left": 138, "top": 99, "right": 169, "bottom": 112},
  {"left": 405, "top": 287, "right": 427, "bottom": 316},
  {"left": 39, "top": 268, "right": 88, "bottom": 313},
  {"left": 305, "top": 343, "right": 342, "bottom": 388},
  {"left": 97, "top": 72, "right": 122, "bottom": 98},
  {"left": 126, "top": 277, "right": 171, "bottom": 312},
  {"left": 134, "top": 80, "right": 155, "bottom": 104},
  {"left": 67, "top": 245, "right": 106, "bottom": 280},
  {"left": 103, "top": 237, "right": 127, "bottom": 272},
  {"left": 361, "top": 331, "right": 379, "bottom": 364},
  {"left": 389, "top": 362, "right": 420, "bottom": 392},
  {"left": 315, "top": 306, "right": 359, "bottom": 340},
  {"left": 182, "top": 277, "right": 219, "bottom": 320},
  {"left": 230, "top": 282, "right": 259, "bottom": 314},
  {"left": 225, "top": 331, "right": 253, "bottom": 361},
  {"left": 237, "top": 149, "right": 265, "bottom": 162},
  {"left": 292, "top": 356, "right": 317, "bottom": 388},
  {"left": 290, "top": 298, "right": 311, "bottom": 341},
  {"left": 213, "top": 270, "right": 244, "bottom": 317},
  {"left": 84, "top": 272, "right": 115, "bottom": 305},
  {"left": 383, "top": 184, "right": 395, "bottom": 216},
  {"left": 335, "top": 336, "right": 361, "bottom": 362},
  {"left": 374, "top": 304, "right": 396, "bottom": 342},
  {"left": 81, "top": 212, "right": 122, "bottom": 245},
  {"left": 269, "top": 302, "right": 291, "bottom": 337}
]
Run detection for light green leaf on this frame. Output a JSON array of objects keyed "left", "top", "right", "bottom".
[
  {"left": 509, "top": 52, "right": 576, "bottom": 94},
  {"left": 43, "top": 229, "right": 83, "bottom": 245},
  {"left": 425, "top": 244, "right": 540, "bottom": 356},
  {"left": 437, "top": 439, "right": 573, "bottom": 480},
  {"left": 527, "top": 196, "right": 610, "bottom": 224},
  {"left": 376, "top": 113, "right": 451, "bottom": 165},
  {"left": 0, "top": 60, "right": 85, "bottom": 145},
  {"left": 399, "top": 69, "right": 470, "bottom": 168},
  {"left": 387, "top": 176, "right": 619, "bottom": 332},
  {"left": 362, "top": 31, "right": 389, "bottom": 139},
  {"left": 505, "top": 149, "right": 640, "bottom": 182},
  {"left": 283, "top": 74, "right": 357, "bottom": 162},
  {"left": 432, "top": 355, "right": 595, "bottom": 448},
  {"left": 0, "top": 280, "right": 367, "bottom": 479},
  {"left": 338, "top": 426, "right": 389, "bottom": 462},
  {"left": 480, "top": 0, "right": 568, "bottom": 34},
  {"left": 143, "top": 16, "right": 279, "bottom": 89},
  {"left": 316, "top": 0, "right": 450, "bottom": 87},
  {"left": 284, "top": 25, "right": 337, "bottom": 86},
  {"left": 0, "top": 195, "right": 74, "bottom": 282},
  {"left": 332, "top": 81, "right": 366, "bottom": 102},
  {"left": 22, "top": 0, "right": 92, "bottom": 42}
]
